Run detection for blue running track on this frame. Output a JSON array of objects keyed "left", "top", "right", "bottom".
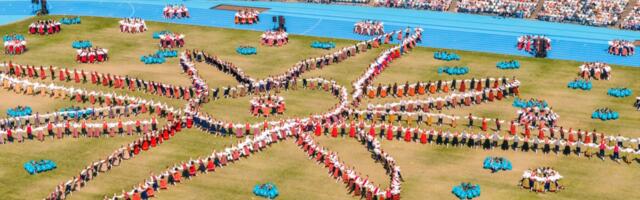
[{"left": 0, "top": 0, "right": 638, "bottom": 66}]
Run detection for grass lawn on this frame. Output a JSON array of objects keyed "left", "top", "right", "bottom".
[{"left": 0, "top": 15, "right": 638, "bottom": 200}]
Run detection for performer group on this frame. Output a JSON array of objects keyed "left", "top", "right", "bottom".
[
  {"left": 517, "top": 35, "right": 551, "bottom": 58},
  {"left": 3, "top": 34, "right": 26, "bottom": 55},
  {"left": 261, "top": 30, "right": 288, "bottom": 47},
  {"left": 163, "top": 4, "right": 190, "bottom": 19},
  {"left": 354, "top": 20, "right": 385, "bottom": 35},
  {"left": 76, "top": 47, "right": 109, "bottom": 64},
  {"left": 608, "top": 39, "right": 635, "bottom": 57},
  {"left": 28, "top": 20, "right": 61, "bottom": 35},
  {"left": 119, "top": 18, "right": 147, "bottom": 33},
  {"left": 578, "top": 62, "right": 612, "bottom": 80},
  {"left": 234, "top": 9, "right": 260, "bottom": 24},
  {"left": 158, "top": 32, "right": 185, "bottom": 49}
]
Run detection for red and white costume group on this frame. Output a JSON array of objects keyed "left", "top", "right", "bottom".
[
  {"left": 28, "top": 20, "right": 61, "bottom": 35},
  {"left": 4, "top": 38, "right": 26, "bottom": 55},
  {"left": 516, "top": 35, "right": 551, "bottom": 53},
  {"left": 250, "top": 95, "right": 285, "bottom": 117},
  {"left": 163, "top": 4, "right": 190, "bottom": 19},
  {"left": 234, "top": 9, "right": 260, "bottom": 24},
  {"left": 260, "top": 30, "right": 288, "bottom": 47},
  {"left": 354, "top": 20, "right": 385, "bottom": 36},
  {"left": 119, "top": 18, "right": 147, "bottom": 33},
  {"left": 76, "top": 48, "right": 109, "bottom": 64},
  {"left": 608, "top": 40, "right": 635, "bottom": 57},
  {"left": 579, "top": 62, "right": 612, "bottom": 80},
  {"left": 159, "top": 33, "right": 185, "bottom": 48}
]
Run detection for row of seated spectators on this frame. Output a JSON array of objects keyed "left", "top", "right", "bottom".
[
  {"left": 457, "top": 0, "right": 539, "bottom": 18},
  {"left": 374, "top": 0, "right": 453, "bottom": 11},
  {"left": 538, "top": 0, "right": 628, "bottom": 27},
  {"left": 621, "top": 2, "right": 640, "bottom": 30},
  {"left": 297, "top": 0, "right": 640, "bottom": 30}
]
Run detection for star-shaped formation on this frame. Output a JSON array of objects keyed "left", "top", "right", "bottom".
[{"left": 0, "top": 23, "right": 636, "bottom": 200}]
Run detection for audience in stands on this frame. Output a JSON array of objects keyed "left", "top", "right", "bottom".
[
  {"left": 119, "top": 18, "right": 147, "bottom": 33},
  {"left": 354, "top": 20, "right": 385, "bottom": 35},
  {"left": 457, "top": 0, "right": 538, "bottom": 18},
  {"left": 163, "top": 4, "right": 190, "bottom": 19},
  {"left": 261, "top": 30, "right": 288, "bottom": 47},
  {"left": 538, "top": 0, "right": 628, "bottom": 27},
  {"left": 235, "top": 9, "right": 260, "bottom": 24},
  {"left": 579, "top": 62, "right": 612, "bottom": 80},
  {"left": 28, "top": 20, "right": 61, "bottom": 35},
  {"left": 76, "top": 47, "right": 109, "bottom": 64},
  {"left": 608, "top": 39, "right": 635, "bottom": 57},
  {"left": 299, "top": 0, "right": 638, "bottom": 29},
  {"left": 375, "top": 0, "right": 453, "bottom": 11},
  {"left": 621, "top": 3, "right": 640, "bottom": 30}
]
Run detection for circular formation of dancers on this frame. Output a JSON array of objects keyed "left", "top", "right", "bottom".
[
  {"left": 249, "top": 95, "right": 285, "bottom": 117},
  {"left": 578, "top": 62, "right": 612, "bottom": 80},
  {"left": 28, "top": 20, "right": 61, "bottom": 35},
  {"left": 354, "top": 20, "right": 384, "bottom": 36},
  {"left": 608, "top": 40, "right": 635, "bottom": 57},
  {"left": 119, "top": 18, "right": 147, "bottom": 34},
  {"left": 163, "top": 4, "right": 190, "bottom": 19},
  {"left": 516, "top": 35, "right": 551, "bottom": 58},
  {"left": 260, "top": 30, "right": 288, "bottom": 47},
  {"left": 520, "top": 167, "right": 563, "bottom": 193},
  {"left": 234, "top": 9, "right": 260, "bottom": 24},
  {"left": 76, "top": 47, "right": 109, "bottom": 64},
  {"left": 3, "top": 34, "right": 26, "bottom": 55},
  {"left": 158, "top": 32, "right": 185, "bottom": 49}
]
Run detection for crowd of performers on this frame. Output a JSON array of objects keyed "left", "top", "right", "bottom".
[
  {"left": 184, "top": 29, "right": 412, "bottom": 99},
  {"left": 119, "top": 18, "right": 147, "bottom": 34},
  {"left": 608, "top": 40, "right": 635, "bottom": 57},
  {"left": 250, "top": 95, "right": 285, "bottom": 117},
  {"left": 516, "top": 105, "right": 559, "bottom": 129},
  {"left": 163, "top": 4, "right": 190, "bottom": 19},
  {"left": 3, "top": 34, "right": 27, "bottom": 55},
  {"left": 354, "top": 20, "right": 385, "bottom": 36},
  {"left": 3, "top": 62, "right": 196, "bottom": 101},
  {"left": 28, "top": 20, "right": 61, "bottom": 35},
  {"left": 158, "top": 32, "right": 185, "bottom": 49},
  {"left": 235, "top": 9, "right": 260, "bottom": 24},
  {"left": 46, "top": 119, "right": 186, "bottom": 200},
  {"left": 520, "top": 167, "right": 563, "bottom": 193},
  {"left": 260, "top": 30, "right": 288, "bottom": 47},
  {"left": 76, "top": 48, "right": 109, "bottom": 64},
  {"left": 578, "top": 62, "right": 612, "bottom": 80},
  {"left": 365, "top": 77, "right": 519, "bottom": 101},
  {"left": 516, "top": 35, "right": 551, "bottom": 58}
]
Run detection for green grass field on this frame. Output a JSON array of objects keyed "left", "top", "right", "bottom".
[{"left": 0, "top": 16, "right": 638, "bottom": 200}]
